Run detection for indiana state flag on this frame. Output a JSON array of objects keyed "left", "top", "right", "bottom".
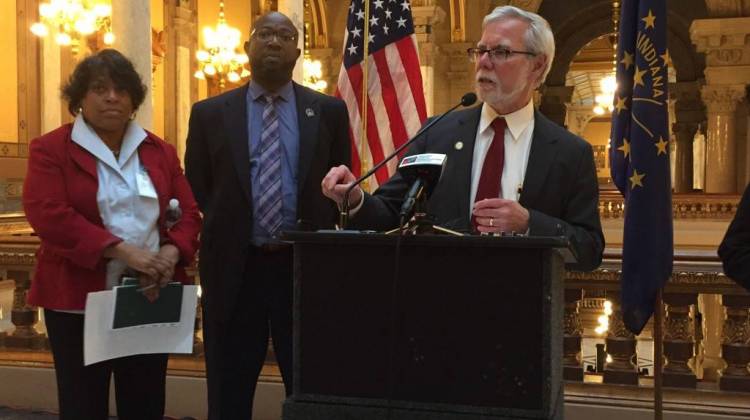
[{"left": 610, "top": 0, "right": 673, "bottom": 335}]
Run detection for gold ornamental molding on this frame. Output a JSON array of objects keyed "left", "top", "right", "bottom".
[
  {"left": 0, "top": 251, "right": 36, "bottom": 267},
  {"left": 600, "top": 192, "right": 740, "bottom": 220},
  {"left": 0, "top": 214, "right": 32, "bottom": 236},
  {"left": 565, "top": 252, "right": 746, "bottom": 295},
  {"left": 0, "top": 213, "right": 38, "bottom": 269},
  {"left": 0, "top": 143, "right": 29, "bottom": 158}
]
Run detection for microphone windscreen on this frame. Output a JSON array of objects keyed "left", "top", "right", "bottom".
[{"left": 461, "top": 92, "right": 478, "bottom": 106}]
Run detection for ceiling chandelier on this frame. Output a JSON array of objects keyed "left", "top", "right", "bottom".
[
  {"left": 30, "top": 0, "right": 115, "bottom": 54},
  {"left": 593, "top": 75, "right": 617, "bottom": 115},
  {"left": 194, "top": 1, "right": 250, "bottom": 88},
  {"left": 302, "top": 57, "right": 328, "bottom": 93},
  {"left": 594, "top": 0, "right": 620, "bottom": 116}
]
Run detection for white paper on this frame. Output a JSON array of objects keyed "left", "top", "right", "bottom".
[{"left": 83, "top": 285, "right": 198, "bottom": 366}]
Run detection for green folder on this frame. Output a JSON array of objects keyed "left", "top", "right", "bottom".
[{"left": 112, "top": 279, "right": 184, "bottom": 329}]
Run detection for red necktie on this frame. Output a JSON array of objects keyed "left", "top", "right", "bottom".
[{"left": 472, "top": 117, "right": 506, "bottom": 230}]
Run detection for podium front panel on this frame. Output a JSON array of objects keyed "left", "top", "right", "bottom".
[{"left": 288, "top": 233, "right": 564, "bottom": 419}]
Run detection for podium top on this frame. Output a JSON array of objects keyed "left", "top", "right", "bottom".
[{"left": 281, "top": 231, "right": 576, "bottom": 263}]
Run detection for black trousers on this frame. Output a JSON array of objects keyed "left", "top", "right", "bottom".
[
  {"left": 44, "top": 309, "right": 169, "bottom": 420},
  {"left": 203, "top": 246, "right": 294, "bottom": 420}
]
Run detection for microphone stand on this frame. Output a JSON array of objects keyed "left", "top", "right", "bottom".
[{"left": 339, "top": 93, "right": 477, "bottom": 229}]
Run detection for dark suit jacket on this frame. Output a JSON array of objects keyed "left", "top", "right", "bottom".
[
  {"left": 719, "top": 184, "right": 750, "bottom": 291},
  {"left": 185, "top": 82, "right": 351, "bottom": 321},
  {"left": 352, "top": 106, "right": 604, "bottom": 271},
  {"left": 23, "top": 124, "right": 201, "bottom": 310}
]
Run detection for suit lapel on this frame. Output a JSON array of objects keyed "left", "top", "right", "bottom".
[
  {"left": 449, "top": 107, "right": 482, "bottom": 224},
  {"left": 223, "top": 85, "right": 252, "bottom": 204},
  {"left": 293, "top": 83, "right": 320, "bottom": 195},
  {"left": 520, "top": 111, "right": 558, "bottom": 208}
]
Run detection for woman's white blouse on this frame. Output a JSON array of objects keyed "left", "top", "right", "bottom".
[{"left": 71, "top": 114, "right": 160, "bottom": 291}]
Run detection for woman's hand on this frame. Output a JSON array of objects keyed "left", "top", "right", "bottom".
[
  {"left": 138, "top": 272, "right": 160, "bottom": 302},
  {"left": 104, "top": 242, "right": 172, "bottom": 280},
  {"left": 156, "top": 244, "right": 180, "bottom": 287}
]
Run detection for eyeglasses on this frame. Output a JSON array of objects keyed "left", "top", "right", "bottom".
[
  {"left": 252, "top": 29, "right": 298, "bottom": 44},
  {"left": 466, "top": 47, "right": 537, "bottom": 63}
]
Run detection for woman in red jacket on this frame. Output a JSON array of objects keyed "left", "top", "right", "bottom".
[{"left": 22, "top": 49, "right": 201, "bottom": 420}]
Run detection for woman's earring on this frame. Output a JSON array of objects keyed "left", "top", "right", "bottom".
[{"left": 77, "top": 107, "right": 83, "bottom": 114}]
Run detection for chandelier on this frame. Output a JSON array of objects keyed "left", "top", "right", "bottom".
[
  {"left": 593, "top": 0, "right": 620, "bottom": 116},
  {"left": 593, "top": 75, "right": 617, "bottom": 115},
  {"left": 302, "top": 57, "right": 328, "bottom": 93},
  {"left": 194, "top": 1, "right": 250, "bottom": 88},
  {"left": 30, "top": 0, "right": 115, "bottom": 54}
]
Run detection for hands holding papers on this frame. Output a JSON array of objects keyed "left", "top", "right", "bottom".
[
  {"left": 135, "top": 244, "right": 181, "bottom": 302},
  {"left": 84, "top": 278, "right": 198, "bottom": 366},
  {"left": 103, "top": 243, "right": 180, "bottom": 288}
]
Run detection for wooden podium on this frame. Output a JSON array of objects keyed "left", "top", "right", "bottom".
[{"left": 282, "top": 232, "right": 571, "bottom": 420}]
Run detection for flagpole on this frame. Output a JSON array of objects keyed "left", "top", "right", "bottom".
[
  {"left": 654, "top": 287, "right": 664, "bottom": 420},
  {"left": 360, "top": 0, "right": 371, "bottom": 190}
]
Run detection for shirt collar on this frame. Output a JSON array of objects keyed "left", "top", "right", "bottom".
[
  {"left": 71, "top": 113, "right": 147, "bottom": 170},
  {"left": 247, "top": 80, "right": 294, "bottom": 103},
  {"left": 479, "top": 100, "right": 535, "bottom": 141}
]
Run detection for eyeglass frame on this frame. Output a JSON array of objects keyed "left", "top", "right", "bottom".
[
  {"left": 466, "top": 46, "right": 537, "bottom": 63},
  {"left": 251, "top": 28, "right": 298, "bottom": 44}
]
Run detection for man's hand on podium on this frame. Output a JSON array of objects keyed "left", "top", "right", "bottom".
[{"left": 473, "top": 198, "right": 530, "bottom": 234}]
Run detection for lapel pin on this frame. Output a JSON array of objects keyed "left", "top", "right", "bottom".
[
  {"left": 305, "top": 108, "right": 315, "bottom": 117},
  {"left": 454, "top": 141, "right": 464, "bottom": 150}
]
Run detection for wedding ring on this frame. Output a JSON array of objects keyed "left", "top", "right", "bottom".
[{"left": 489, "top": 217, "right": 494, "bottom": 227}]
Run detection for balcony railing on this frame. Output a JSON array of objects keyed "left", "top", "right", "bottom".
[{"left": 1, "top": 193, "right": 749, "bottom": 416}]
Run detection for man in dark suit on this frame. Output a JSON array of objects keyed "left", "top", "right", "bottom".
[
  {"left": 719, "top": 183, "right": 750, "bottom": 292},
  {"left": 322, "top": 5, "right": 603, "bottom": 271},
  {"left": 185, "top": 11, "right": 350, "bottom": 419}
]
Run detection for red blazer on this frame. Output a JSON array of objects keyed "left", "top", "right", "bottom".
[{"left": 23, "top": 124, "right": 202, "bottom": 310}]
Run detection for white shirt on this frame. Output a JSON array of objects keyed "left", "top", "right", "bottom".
[
  {"left": 469, "top": 100, "right": 535, "bottom": 217},
  {"left": 71, "top": 114, "right": 160, "bottom": 291}
]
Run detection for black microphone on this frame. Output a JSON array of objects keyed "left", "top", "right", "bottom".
[
  {"left": 398, "top": 153, "right": 447, "bottom": 223},
  {"left": 339, "top": 92, "right": 477, "bottom": 229}
]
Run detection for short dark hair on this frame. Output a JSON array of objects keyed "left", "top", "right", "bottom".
[{"left": 61, "top": 49, "right": 147, "bottom": 116}]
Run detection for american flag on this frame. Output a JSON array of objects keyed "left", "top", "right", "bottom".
[{"left": 336, "top": 0, "right": 428, "bottom": 187}]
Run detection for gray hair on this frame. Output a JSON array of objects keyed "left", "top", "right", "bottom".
[{"left": 483, "top": 5, "right": 555, "bottom": 85}]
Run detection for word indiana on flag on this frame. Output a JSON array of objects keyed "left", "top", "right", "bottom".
[
  {"left": 336, "top": 0, "right": 428, "bottom": 187},
  {"left": 609, "top": 0, "right": 674, "bottom": 335}
]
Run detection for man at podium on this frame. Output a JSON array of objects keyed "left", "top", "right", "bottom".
[{"left": 322, "top": 5, "right": 604, "bottom": 272}]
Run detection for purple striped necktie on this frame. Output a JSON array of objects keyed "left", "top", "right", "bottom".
[{"left": 256, "top": 94, "right": 283, "bottom": 237}]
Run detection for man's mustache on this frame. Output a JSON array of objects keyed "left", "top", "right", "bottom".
[{"left": 476, "top": 72, "right": 499, "bottom": 84}]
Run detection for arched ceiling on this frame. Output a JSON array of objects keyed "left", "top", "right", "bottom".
[{"left": 542, "top": 0, "right": 707, "bottom": 88}]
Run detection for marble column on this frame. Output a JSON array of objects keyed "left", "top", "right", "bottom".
[
  {"left": 441, "top": 42, "right": 474, "bottom": 109},
  {"left": 164, "top": 0, "right": 198, "bottom": 159},
  {"left": 111, "top": 0, "right": 153, "bottom": 130},
  {"left": 701, "top": 84, "right": 745, "bottom": 193},
  {"left": 40, "top": 36, "right": 61, "bottom": 134},
  {"left": 671, "top": 122, "right": 698, "bottom": 193},
  {"left": 669, "top": 81, "right": 704, "bottom": 192},
  {"left": 278, "top": 0, "right": 304, "bottom": 83},
  {"left": 691, "top": 17, "right": 750, "bottom": 193},
  {"left": 698, "top": 293, "right": 724, "bottom": 381},
  {"left": 412, "top": 3, "right": 446, "bottom": 115}
]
